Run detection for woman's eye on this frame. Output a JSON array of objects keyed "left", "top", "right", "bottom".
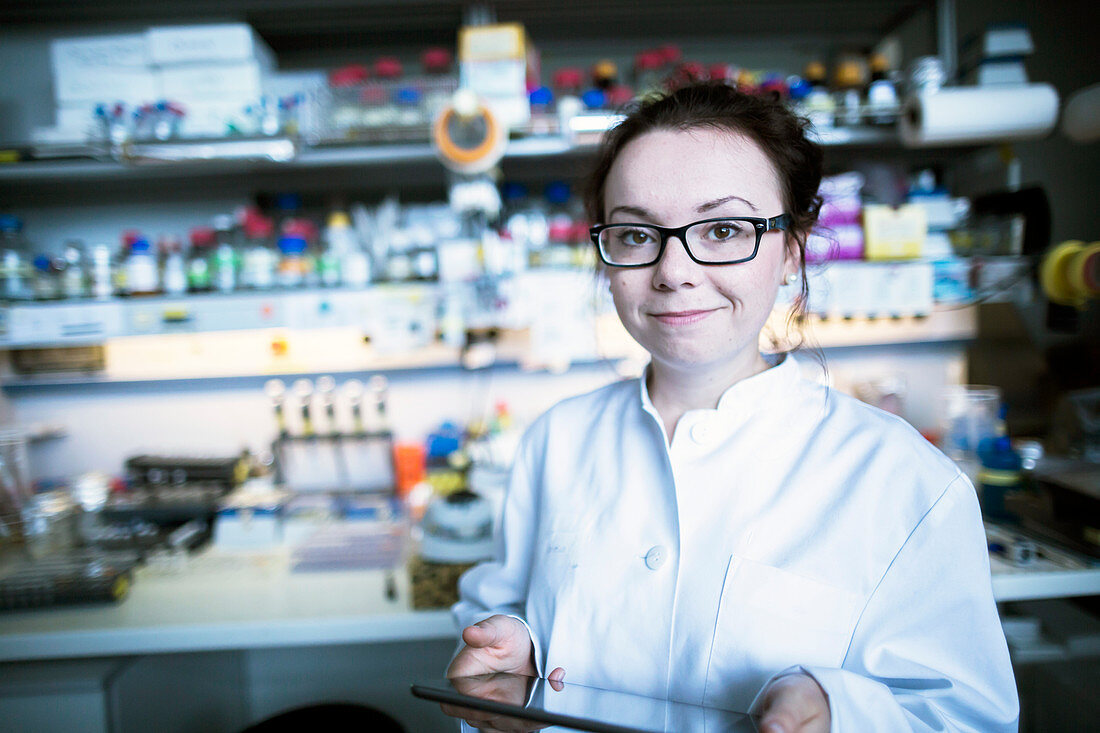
[
  {"left": 709, "top": 222, "right": 741, "bottom": 240},
  {"left": 621, "top": 229, "right": 651, "bottom": 245}
]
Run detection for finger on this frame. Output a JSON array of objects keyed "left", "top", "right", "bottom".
[{"left": 462, "top": 620, "right": 504, "bottom": 649}]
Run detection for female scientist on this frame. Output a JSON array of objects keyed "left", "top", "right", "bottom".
[{"left": 449, "top": 83, "right": 1019, "bottom": 732}]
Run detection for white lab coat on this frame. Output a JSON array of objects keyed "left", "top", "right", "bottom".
[{"left": 454, "top": 356, "right": 1019, "bottom": 732}]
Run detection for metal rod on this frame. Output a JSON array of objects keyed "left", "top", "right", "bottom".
[{"left": 936, "top": 0, "right": 957, "bottom": 82}]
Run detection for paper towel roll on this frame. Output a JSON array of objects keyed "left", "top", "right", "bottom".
[
  {"left": 899, "top": 84, "right": 1059, "bottom": 147},
  {"left": 1062, "top": 83, "right": 1100, "bottom": 143}
]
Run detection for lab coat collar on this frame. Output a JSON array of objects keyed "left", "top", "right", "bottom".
[{"left": 638, "top": 352, "right": 798, "bottom": 423}]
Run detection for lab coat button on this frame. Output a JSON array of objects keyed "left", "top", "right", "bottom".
[{"left": 644, "top": 546, "right": 667, "bottom": 570}]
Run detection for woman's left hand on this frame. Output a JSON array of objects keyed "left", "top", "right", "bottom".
[{"left": 756, "top": 672, "right": 830, "bottom": 733}]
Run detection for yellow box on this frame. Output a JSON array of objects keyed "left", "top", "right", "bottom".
[
  {"left": 862, "top": 204, "right": 928, "bottom": 260},
  {"left": 458, "top": 23, "right": 527, "bottom": 62}
]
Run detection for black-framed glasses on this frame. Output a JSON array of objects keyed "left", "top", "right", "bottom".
[{"left": 590, "top": 214, "right": 790, "bottom": 267}]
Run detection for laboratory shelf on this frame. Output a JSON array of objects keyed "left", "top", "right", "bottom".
[{"left": 0, "top": 122, "right": 957, "bottom": 187}]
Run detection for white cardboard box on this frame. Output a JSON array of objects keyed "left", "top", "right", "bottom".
[
  {"left": 50, "top": 33, "right": 149, "bottom": 70},
  {"left": 157, "top": 60, "right": 266, "bottom": 101},
  {"left": 52, "top": 66, "right": 159, "bottom": 104},
  {"left": 176, "top": 100, "right": 248, "bottom": 137},
  {"left": 147, "top": 23, "right": 275, "bottom": 68}
]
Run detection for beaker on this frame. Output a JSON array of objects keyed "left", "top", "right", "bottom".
[{"left": 940, "top": 385, "right": 1002, "bottom": 469}]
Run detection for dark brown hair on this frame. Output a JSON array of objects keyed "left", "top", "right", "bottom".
[{"left": 583, "top": 82, "right": 824, "bottom": 329}]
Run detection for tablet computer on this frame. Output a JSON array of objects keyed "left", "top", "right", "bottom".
[{"left": 411, "top": 673, "right": 758, "bottom": 732}]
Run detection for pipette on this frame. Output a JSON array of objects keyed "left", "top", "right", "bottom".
[
  {"left": 264, "top": 378, "right": 288, "bottom": 438},
  {"left": 317, "top": 375, "right": 338, "bottom": 436},
  {"left": 369, "top": 375, "right": 390, "bottom": 432},
  {"left": 292, "top": 378, "right": 315, "bottom": 437},
  {"left": 343, "top": 379, "right": 365, "bottom": 436}
]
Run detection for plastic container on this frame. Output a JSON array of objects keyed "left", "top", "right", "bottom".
[
  {"left": 124, "top": 237, "right": 160, "bottom": 295},
  {"left": 277, "top": 235, "right": 311, "bottom": 288},
  {"left": 977, "top": 406, "right": 1023, "bottom": 522}
]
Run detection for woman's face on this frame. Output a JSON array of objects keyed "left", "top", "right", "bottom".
[{"left": 602, "top": 127, "right": 798, "bottom": 378}]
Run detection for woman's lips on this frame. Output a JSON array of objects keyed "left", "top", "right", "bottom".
[{"left": 649, "top": 309, "right": 717, "bottom": 325}]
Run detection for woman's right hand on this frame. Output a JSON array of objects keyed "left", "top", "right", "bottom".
[
  {"left": 447, "top": 615, "right": 565, "bottom": 682},
  {"left": 447, "top": 615, "right": 537, "bottom": 678}
]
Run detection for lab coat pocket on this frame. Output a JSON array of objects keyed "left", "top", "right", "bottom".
[
  {"left": 705, "top": 556, "right": 861, "bottom": 706},
  {"left": 539, "top": 529, "right": 581, "bottom": 581}
]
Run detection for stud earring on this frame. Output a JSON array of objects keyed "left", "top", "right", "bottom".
[{"left": 784, "top": 273, "right": 797, "bottom": 285}]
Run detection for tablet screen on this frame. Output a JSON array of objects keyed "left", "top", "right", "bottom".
[{"left": 411, "top": 673, "right": 757, "bottom": 733}]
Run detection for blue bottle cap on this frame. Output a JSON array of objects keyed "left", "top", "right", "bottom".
[
  {"left": 787, "top": 76, "right": 812, "bottom": 100},
  {"left": 501, "top": 182, "right": 529, "bottom": 201},
  {"left": 545, "top": 181, "right": 571, "bottom": 204},
  {"left": 529, "top": 86, "right": 554, "bottom": 106},
  {"left": 130, "top": 238, "right": 151, "bottom": 253},
  {"left": 581, "top": 89, "right": 606, "bottom": 110},
  {"left": 394, "top": 87, "right": 422, "bottom": 105},
  {"left": 278, "top": 235, "right": 308, "bottom": 254},
  {"left": 33, "top": 254, "right": 51, "bottom": 271}
]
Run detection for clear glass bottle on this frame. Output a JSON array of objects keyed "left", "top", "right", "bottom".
[
  {"left": 61, "top": 240, "right": 89, "bottom": 299},
  {"left": 801, "top": 60, "right": 836, "bottom": 130},
  {"left": 159, "top": 235, "right": 188, "bottom": 296},
  {"left": 240, "top": 212, "right": 277, "bottom": 290},
  {"left": 89, "top": 244, "right": 115, "bottom": 301},
  {"left": 866, "top": 53, "right": 899, "bottom": 125},
  {"left": 187, "top": 227, "right": 216, "bottom": 293},
  {"left": 32, "top": 255, "right": 61, "bottom": 300},
  {"left": 211, "top": 214, "right": 239, "bottom": 294},
  {"left": 0, "top": 215, "right": 34, "bottom": 302}
]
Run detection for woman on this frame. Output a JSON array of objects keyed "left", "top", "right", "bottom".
[{"left": 449, "top": 83, "right": 1018, "bottom": 732}]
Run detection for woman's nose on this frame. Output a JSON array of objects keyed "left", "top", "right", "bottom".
[{"left": 651, "top": 235, "right": 702, "bottom": 290}]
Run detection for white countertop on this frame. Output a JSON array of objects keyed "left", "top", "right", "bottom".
[
  {"left": 3, "top": 533, "right": 1099, "bottom": 663},
  {"left": 0, "top": 549, "right": 456, "bottom": 662}
]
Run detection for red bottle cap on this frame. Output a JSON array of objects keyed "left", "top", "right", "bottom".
[
  {"left": 708, "top": 63, "right": 734, "bottom": 81},
  {"left": 657, "top": 44, "right": 682, "bottom": 64},
  {"left": 189, "top": 227, "right": 217, "bottom": 248},
  {"left": 421, "top": 47, "right": 453, "bottom": 73},
  {"left": 244, "top": 215, "right": 274, "bottom": 240},
  {"left": 328, "top": 64, "right": 370, "bottom": 87},
  {"left": 374, "top": 57, "right": 403, "bottom": 79},
  {"left": 634, "top": 51, "right": 663, "bottom": 72},
  {"left": 552, "top": 68, "right": 585, "bottom": 92},
  {"left": 605, "top": 84, "right": 635, "bottom": 107}
]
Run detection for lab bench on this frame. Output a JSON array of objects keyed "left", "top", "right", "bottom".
[
  {"left": 1, "top": 532, "right": 1098, "bottom": 733},
  {"left": 0, "top": 548, "right": 459, "bottom": 732}
]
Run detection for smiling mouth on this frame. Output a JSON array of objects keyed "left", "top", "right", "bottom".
[{"left": 649, "top": 309, "right": 717, "bottom": 325}]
